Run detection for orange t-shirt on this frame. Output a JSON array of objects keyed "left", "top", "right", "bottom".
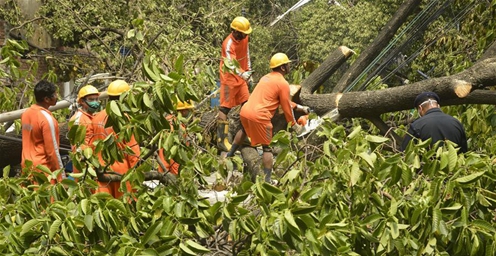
[
  {"left": 21, "top": 104, "right": 63, "bottom": 172},
  {"left": 69, "top": 109, "right": 95, "bottom": 174},
  {"left": 240, "top": 71, "right": 297, "bottom": 125},
  {"left": 219, "top": 33, "right": 250, "bottom": 87},
  {"left": 69, "top": 109, "right": 94, "bottom": 150}
]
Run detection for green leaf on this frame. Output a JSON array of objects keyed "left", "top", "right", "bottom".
[
  {"left": 284, "top": 210, "right": 300, "bottom": 232},
  {"left": 21, "top": 219, "right": 42, "bottom": 236},
  {"left": 178, "top": 217, "right": 201, "bottom": 225},
  {"left": 230, "top": 193, "right": 249, "bottom": 204},
  {"left": 365, "top": 135, "right": 389, "bottom": 143},
  {"left": 440, "top": 203, "right": 462, "bottom": 213},
  {"left": 3, "top": 165, "right": 10, "bottom": 178},
  {"left": 286, "top": 168, "right": 300, "bottom": 181},
  {"left": 432, "top": 208, "right": 441, "bottom": 234},
  {"left": 83, "top": 147, "right": 93, "bottom": 161},
  {"left": 185, "top": 240, "right": 210, "bottom": 253},
  {"left": 106, "top": 199, "right": 126, "bottom": 212},
  {"left": 456, "top": 171, "right": 485, "bottom": 184},
  {"left": 350, "top": 162, "right": 361, "bottom": 186},
  {"left": 361, "top": 214, "right": 383, "bottom": 225},
  {"left": 389, "top": 221, "right": 399, "bottom": 239},
  {"left": 347, "top": 126, "right": 361, "bottom": 139},
  {"left": 127, "top": 29, "right": 135, "bottom": 38},
  {"left": 179, "top": 242, "right": 196, "bottom": 255},
  {"left": 109, "top": 101, "right": 122, "bottom": 117},
  {"left": 48, "top": 246, "right": 70, "bottom": 256},
  {"left": 358, "top": 152, "right": 376, "bottom": 168},
  {"left": 471, "top": 219, "right": 496, "bottom": 233},
  {"left": 388, "top": 197, "right": 398, "bottom": 216},
  {"left": 261, "top": 182, "right": 285, "bottom": 201},
  {"left": 175, "top": 54, "right": 184, "bottom": 74},
  {"left": 81, "top": 199, "right": 89, "bottom": 215},
  {"left": 447, "top": 143, "right": 458, "bottom": 172},
  {"left": 141, "top": 221, "right": 163, "bottom": 245},
  {"left": 49, "top": 219, "right": 62, "bottom": 240},
  {"left": 292, "top": 205, "right": 316, "bottom": 215},
  {"left": 84, "top": 215, "right": 94, "bottom": 232},
  {"left": 143, "top": 93, "right": 153, "bottom": 109}
]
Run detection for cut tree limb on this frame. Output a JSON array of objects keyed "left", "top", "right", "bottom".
[
  {"left": 301, "top": 46, "right": 355, "bottom": 94},
  {"left": 300, "top": 57, "right": 496, "bottom": 118}
]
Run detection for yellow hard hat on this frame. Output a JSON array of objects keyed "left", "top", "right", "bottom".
[
  {"left": 230, "top": 16, "right": 252, "bottom": 35},
  {"left": 177, "top": 100, "right": 194, "bottom": 110},
  {"left": 107, "top": 80, "right": 130, "bottom": 96},
  {"left": 77, "top": 85, "right": 100, "bottom": 101},
  {"left": 269, "top": 53, "right": 292, "bottom": 69}
]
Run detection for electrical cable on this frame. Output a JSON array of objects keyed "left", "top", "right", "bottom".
[
  {"left": 343, "top": 0, "right": 443, "bottom": 93},
  {"left": 364, "top": 1, "right": 477, "bottom": 89}
]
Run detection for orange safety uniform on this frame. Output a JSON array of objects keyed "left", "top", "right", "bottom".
[
  {"left": 92, "top": 111, "right": 140, "bottom": 198},
  {"left": 240, "top": 71, "right": 297, "bottom": 146},
  {"left": 68, "top": 109, "right": 94, "bottom": 174},
  {"left": 219, "top": 33, "right": 251, "bottom": 108},
  {"left": 21, "top": 104, "right": 64, "bottom": 183}
]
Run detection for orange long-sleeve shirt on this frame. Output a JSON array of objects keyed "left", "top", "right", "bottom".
[
  {"left": 21, "top": 104, "right": 63, "bottom": 171},
  {"left": 219, "top": 33, "right": 250, "bottom": 87},
  {"left": 240, "top": 71, "right": 297, "bottom": 124},
  {"left": 92, "top": 111, "right": 140, "bottom": 175},
  {"left": 69, "top": 109, "right": 95, "bottom": 175},
  {"left": 69, "top": 109, "right": 94, "bottom": 150}
]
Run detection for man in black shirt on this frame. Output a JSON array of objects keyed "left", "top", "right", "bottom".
[{"left": 401, "top": 92, "right": 468, "bottom": 153}]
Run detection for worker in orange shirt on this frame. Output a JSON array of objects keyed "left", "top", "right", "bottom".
[
  {"left": 157, "top": 100, "right": 194, "bottom": 175},
  {"left": 92, "top": 80, "right": 140, "bottom": 198},
  {"left": 68, "top": 85, "right": 100, "bottom": 176},
  {"left": 226, "top": 53, "right": 310, "bottom": 182},
  {"left": 217, "top": 16, "right": 253, "bottom": 152},
  {"left": 21, "top": 80, "right": 66, "bottom": 184}
]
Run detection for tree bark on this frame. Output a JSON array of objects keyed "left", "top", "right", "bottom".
[
  {"left": 300, "top": 57, "right": 496, "bottom": 118},
  {"left": 333, "top": 0, "right": 422, "bottom": 93},
  {"left": 301, "top": 46, "right": 355, "bottom": 94}
]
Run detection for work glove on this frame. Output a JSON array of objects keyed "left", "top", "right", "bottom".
[
  {"left": 296, "top": 104, "right": 311, "bottom": 114},
  {"left": 248, "top": 77, "right": 254, "bottom": 89},
  {"left": 240, "top": 71, "right": 253, "bottom": 81},
  {"left": 297, "top": 115, "right": 309, "bottom": 126},
  {"left": 291, "top": 124, "right": 304, "bottom": 135}
]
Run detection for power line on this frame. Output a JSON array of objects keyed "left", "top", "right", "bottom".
[{"left": 343, "top": 0, "right": 444, "bottom": 92}]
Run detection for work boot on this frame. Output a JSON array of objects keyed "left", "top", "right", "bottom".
[{"left": 217, "top": 120, "right": 231, "bottom": 152}]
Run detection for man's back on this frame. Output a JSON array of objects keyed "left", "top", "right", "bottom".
[
  {"left": 402, "top": 108, "right": 467, "bottom": 152},
  {"left": 241, "top": 71, "right": 295, "bottom": 124},
  {"left": 21, "top": 104, "right": 62, "bottom": 171}
]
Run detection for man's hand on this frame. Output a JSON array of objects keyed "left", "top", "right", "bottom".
[
  {"left": 240, "top": 71, "right": 253, "bottom": 81},
  {"left": 291, "top": 124, "right": 304, "bottom": 135},
  {"left": 296, "top": 104, "right": 311, "bottom": 114}
]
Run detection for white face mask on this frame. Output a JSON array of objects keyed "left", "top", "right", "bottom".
[{"left": 417, "top": 99, "right": 438, "bottom": 116}]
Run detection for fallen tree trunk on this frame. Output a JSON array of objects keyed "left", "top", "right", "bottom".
[{"left": 300, "top": 57, "right": 496, "bottom": 117}]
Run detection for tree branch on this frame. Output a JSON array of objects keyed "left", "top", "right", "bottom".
[{"left": 333, "top": 0, "right": 422, "bottom": 93}]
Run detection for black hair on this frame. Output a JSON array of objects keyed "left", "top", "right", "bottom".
[{"left": 34, "top": 80, "right": 57, "bottom": 102}]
